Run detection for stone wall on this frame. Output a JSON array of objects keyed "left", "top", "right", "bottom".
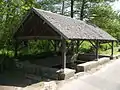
[
  {"left": 17, "top": 61, "right": 59, "bottom": 79},
  {"left": 77, "top": 54, "right": 110, "bottom": 61},
  {"left": 30, "top": 55, "right": 72, "bottom": 68},
  {"left": 76, "top": 57, "right": 110, "bottom": 72}
]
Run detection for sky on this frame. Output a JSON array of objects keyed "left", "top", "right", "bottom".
[{"left": 113, "top": 0, "right": 120, "bottom": 11}]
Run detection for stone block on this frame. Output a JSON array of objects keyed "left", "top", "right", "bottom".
[
  {"left": 97, "top": 57, "right": 110, "bottom": 65},
  {"left": 57, "top": 68, "right": 75, "bottom": 80},
  {"left": 77, "top": 57, "right": 110, "bottom": 72},
  {"left": 77, "top": 61, "right": 97, "bottom": 72}
]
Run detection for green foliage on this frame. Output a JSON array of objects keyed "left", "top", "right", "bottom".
[
  {"left": 89, "top": 4, "right": 120, "bottom": 40},
  {"left": 0, "top": 0, "right": 40, "bottom": 50},
  {"left": 78, "top": 41, "right": 92, "bottom": 53}
]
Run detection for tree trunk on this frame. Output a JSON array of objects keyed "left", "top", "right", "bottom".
[
  {"left": 71, "top": 0, "right": 74, "bottom": 18},
  {"left": 61, "top": 1, "right": 65, "bottom": 15},
  {"left": 80, "top": 0, "right": 86, "bottom": 20}
]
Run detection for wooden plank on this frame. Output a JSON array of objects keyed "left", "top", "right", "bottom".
[{"left": 17, "top": 36, "right": 62, "bottom": 40}]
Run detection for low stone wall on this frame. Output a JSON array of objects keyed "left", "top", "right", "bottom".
[
  {"left": 76, "top": 57, "right": 110, "bottom": 72},
  {"left": 16, "top": 61, "right": 59, "bottom": 79},
  {"left": 31, "top": 55, "right": 72, "bottom": 68},
  {"left": 57, "top": 68, "right": 75, "bottom": 80},
  {"left": 16, "top": 61, "right": 75, "bottom": 80}
]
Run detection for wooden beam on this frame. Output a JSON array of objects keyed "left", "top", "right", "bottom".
[
  {"left": 17, "top": 36, "right": 62, "bottom": 40},
  {"left": 108, "top": 42, "right": 112, "bottom": 47},
  {"left": 61, "top": 39, "right": 66, "bottom": 70},
  {"left": 89, "top": 40, "right": 96, "bottom": 48},
  {"left": 76, "top": 40, "right": 79, "bottom": 53},
  {"left": 79, "top": 40, "right": 84, "bottom": 46},
  {"left": 50, "top": 40, "right": 55, "bottom": 47},
  {"left": 77, "top": 40, "right": 84, "bottom": 50}
]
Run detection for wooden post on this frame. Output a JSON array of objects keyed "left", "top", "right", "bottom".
[
  {"left": 61, "top": 39, "right": 66, "bottom": 70},
  {"left": 54, "top": 40, "right": 57, "bottom": 52},
  {"left": 95, "top": 40, "right": 99, "bottom": 60},
  {"left": 76, "top": 40, "right": 79, "bottom": 53},
  {"left": 111, "top": 41, "right": 114, "bottom": 59},
  {"left": 14, "top": 39, "right": 18, "bottom": 57},
  {"left": 71, "top": 40, "right": 75, "bottom": 54}
]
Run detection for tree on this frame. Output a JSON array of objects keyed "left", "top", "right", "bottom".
[
  {"left": 89, "top": 4, "right": 120, "bottom": 40},
  {"left": 80, "top": 0, "right": 85, "bottom": 20},
  {"left": 37, "top": 0, "right": 61, "bottom": 12},
  {"left": 0, "top": 0, "right": 40, "bottom": 50},
  {"left": 74, "top": 0, "right": 118, "bottom": 20}
]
